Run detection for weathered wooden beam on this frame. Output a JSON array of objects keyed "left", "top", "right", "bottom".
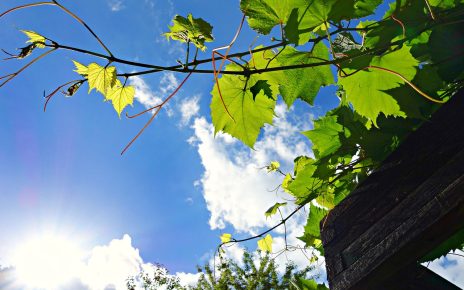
[{"left": 321, "top": 90, "right": 464, "bottom": 290}]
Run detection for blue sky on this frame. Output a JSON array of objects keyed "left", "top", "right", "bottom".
[{"left": 0, "top": 0, "right": 463, "bottom": 289}]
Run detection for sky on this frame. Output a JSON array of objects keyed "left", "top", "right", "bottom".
[{"left": 0, "top": 0, "right": 463, "bottom": 289}]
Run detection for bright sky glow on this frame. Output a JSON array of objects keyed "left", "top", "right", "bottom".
[{"left": 12, "top": 235, "right": 84, "bottom": 289}]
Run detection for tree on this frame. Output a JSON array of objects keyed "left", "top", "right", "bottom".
[
  {"left": 126, "top": 250, "right": 327, "bottom": 290},
  {"left": 1, "top": 0, "right": 463, "bottom": 286}
]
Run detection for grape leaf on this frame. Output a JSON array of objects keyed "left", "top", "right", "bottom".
[
  {"left": 257, "top": 234, "right": 273, "bottom": 252},
  {"left": 106, "top": 80, "right": 135, "bottom": 117},
  {"left": 21, "top": 30, "right": 46, "bottom": 48},
  {"left": 72, "top": 60, "right": 88, "bottom": 76},
  {"left": 240, "top": 0, "right": 303, "bottom": 35},
  {"left": 284, "top": 0, "right": 382, "bottom": 45},
  {"left": 264, "top": 202, "right": 287, "bottom": 218},
  {"left": 266, "top": 161, "right": 280, "bottom": 172},
  {"left": 220, "top": 233, "right": 232, "bottom": 243},
  {"left": 292, "top": 278, "right": 329, "bottom": 290},
  {"left": 210, "top": 63, "right": 276, "bottom": 148},
  {"left": 250, "top": 80, "right": 274, "bottom": 101},
  {"left": 87, "top": 63, "right": 117, "bottom": 95},
  {"left": 275, "top": 43, "right": 334, "bottom": 106},
  {"left": 339, "top": 46, "right": 419, "bottom": 126},
  {"left": 298, "top": 204, "right": 328, "bottom": 248},
  {"left": 287, "top": 160, "right": 321, "bottom": 203},
  {"left": 302, "top": 115, "right": 347, "bottom": 159},
  {"left": 164, "top": 14, "right": 213, "bottom": 51}
]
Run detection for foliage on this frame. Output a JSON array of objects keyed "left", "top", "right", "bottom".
[
  {"left": 126, "top": 264, "right": 183, "bottom": 290},
  {"left": 125, "top": 251, "right": 326, "bottom": 290},
  {"left": 193, "top": 251, "right": 325, "bottom": 290},
  {"left": 2, "top": 0, "right": 464, "bottom": 285}
]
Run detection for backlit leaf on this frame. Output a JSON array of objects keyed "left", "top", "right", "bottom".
[
  {"left": 339, "top": 46, "right": 419, "bottom": 126},
  {"left": 220, "top": 233, "right": 232, "bottom": 243},
  {"left": 164, "top": 14, "right": 213, "bottom": 51},
  {"left": 266, "top": 161, "right": 280, "bottom": 172},
  {"left": 72, "top": 60, "right": 88, "bottom": 76},
  {"left": 257, "top": 234, "right": 273, "bottom": 252},
  {"left": 275, "top": 43, "right": 334, "bottom": 106},
  {"left": 106, "top": 80, "right": 135, "bottom": 117},
  {"left": 302, "top": 115, "right": 347, "bottom": 159},
  {"left": 87, "top": 63, "right": 117, "bottom": 95},
  {"left": 21, "top": 30, "right": 46, "bottom": 48},
  {"left": 210, "top": 63, "right": 276, "bottom": 148},
  {"left": 264, "top": 202, "right": 287, "bottom": 218}
]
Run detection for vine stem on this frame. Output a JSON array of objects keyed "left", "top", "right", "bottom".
[
  {"left": 51, "top": 0, "right": 114, "bottom": 57},
  {"left": 367, "top": 66, "right": 446, "bottom": 104},
  {"left": 44, "top": 79, "right": 84, "bottom": 111},
  {"left": 0, "top": 48, "right": 56, "bottom": 88},
  {"left": 211, "top": 13, "right": 247, "bottom": 121},
  {"left": 120, "top": 72, "right": 193, "bottom": 155},
  {"left": 1, "top": 1, "right": 113, "bottom": 57},
  {"left": 424, "top": 0, "right": 437, "bottom": 20},
  {"left": 0, "top": 2, "right": 55, "bottom": 18}
]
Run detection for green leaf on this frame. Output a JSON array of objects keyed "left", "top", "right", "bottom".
[
  {"left": 287, "top": 160, "right": 321, "bottom": 203},
  {"left": 257, "top": 234, "right": 273, "bottom": 252},
  {"left": 220, "top": 233, "right": 232, "bottom": 243},
  {"left": 264, "top": 202, "right": 287, "bottom": 218},
  {"left": 292, "top": 278, "right": 329, "bottom": 290},
  {"left": 282, "top": 173, "right": 293, "bottom": 193},
  {"left": 87, "top": 63, "right": 117, "bottom": 95},
  {"left": 164, "top": 14, "right": 213, "bottom": 51},
  {"left": 250, "top": 80, "right": 274, "bottom": 101},
  {"left": 72, "top": 60, "right": 88, "bottom": 76},
  {"left": 339, "top": 46, "right": 419, "bottom": 126},
  {"left": 210, "top": 63, "right": 276, "bottom": 148},
  {"left": 303, "top": 115, "right": 347, "bottom": 159},
  {"left": 275, "top": 43, "right": 334, "bottom": 106},
  {"left": 240, "top": 0, "right": 302, "bottom": 35},
  {"left": 420, "top": 228, "right": 464, "bottom": 262},
  {"left": 266, "top": 161, "right": 280, "bottom": 172},
  {"left": 106, "top": 80, "right": 135, "bottom": 117},
  {"left": 297, "top": 204, "right": 328, "bottom": 252},
  {"left": 21, "top": 30, "right": 46, "bottom": 48}
]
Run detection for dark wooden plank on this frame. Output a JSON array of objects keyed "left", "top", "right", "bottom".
[
  {"left": 331, "top": 170, "right": 464, "bottom": 289},
  {"left": 342, "top": 148, "right": 464, "bottom": 268}
]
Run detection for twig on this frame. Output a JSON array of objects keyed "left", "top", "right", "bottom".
[{"left": 0, "top": 48, "right": 56, "bottom": 88}]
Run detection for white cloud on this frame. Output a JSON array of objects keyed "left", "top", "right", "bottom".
[
  {"left": 176, "top": 272, "right": 202, "bottom": 288},
  {"left": 427, "top": 250, "right": 464, "bottom": 288},
  {"left": 188, "top": 103, "right": 312, "bottom": 233},
  {"left": 179, "top": 95, "right": 201, "bottom": 126},
  {"left": 1, "top": 235, "right": 199, "bottom": 290},
  {"left": 80, "top": 235, "right": 143, "bottom": 290},
  {"left": 108, "top": 0, "right": 125, "bottom": 12},
  {"left": 129, "top": 73, "right": 180, "bottom": 117}
]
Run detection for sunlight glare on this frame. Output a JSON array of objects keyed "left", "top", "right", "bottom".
[{"left": 12, "top": 235, "right": 84, "bottom": 289}]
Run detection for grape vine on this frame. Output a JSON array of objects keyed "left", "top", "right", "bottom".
[{"left": 1, "top": 0, "right": 463, "bottom": 284}]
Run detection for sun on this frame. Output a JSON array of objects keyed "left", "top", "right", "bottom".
[{"left": 12, "top": 234, "right": 84, "bottom": 289}]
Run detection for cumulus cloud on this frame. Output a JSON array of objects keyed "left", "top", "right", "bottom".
[
  {"left": 179, "top": 95, "right": 201, "bottom": 126},
  {"left": 108, "top": 0, "right": 124, "bottom": 12},
  {"left": 129, "top": 73, "right": 180, "bottom": 117},
  {"left": 1, "top": 235, "right": 199, "bottom": 290},
  {"left": 188, "top": 103, "right": 312, "bottom": 233}
]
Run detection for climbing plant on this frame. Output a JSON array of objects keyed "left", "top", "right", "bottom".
[{"left": 1, "top": 0, "right": 463, "bottom": 283}]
